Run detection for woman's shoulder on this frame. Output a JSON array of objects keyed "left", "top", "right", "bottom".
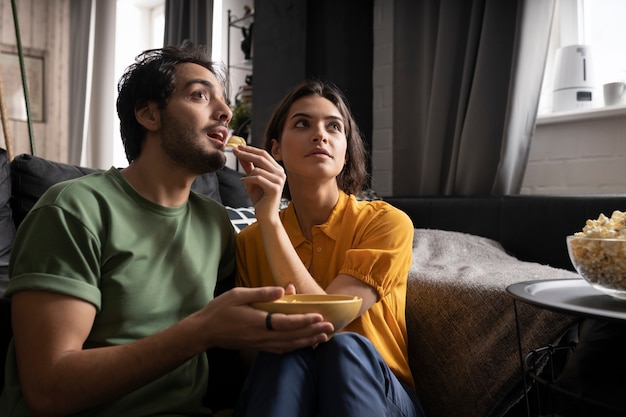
[
  {"left": 235, "top": 217, "right": 261, "bottom": 241},
  {"left": 349, "top": 194, "right": 412, "bottom": 227}
]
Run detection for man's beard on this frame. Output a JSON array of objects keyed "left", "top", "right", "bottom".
[{"left": 159, "top": 111, "right": 226, "bottom": 174}]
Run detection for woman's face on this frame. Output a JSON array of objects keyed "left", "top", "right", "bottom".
[{"left": 271, "top": 95, "right": 347, "bottom": 183}]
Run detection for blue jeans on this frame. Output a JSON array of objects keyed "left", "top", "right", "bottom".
[{"left": 234, "top": 332, "right": 425, "bottom": 417}]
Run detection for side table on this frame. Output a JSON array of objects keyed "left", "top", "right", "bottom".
[{"left": 506, "top": 278, "right": 626, "bottom": 417}]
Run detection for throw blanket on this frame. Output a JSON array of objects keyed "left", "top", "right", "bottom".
[{"left": 406, "top": 229, "right": 579, "bottom": 417}]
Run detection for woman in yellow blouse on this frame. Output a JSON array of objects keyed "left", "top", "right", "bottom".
[{"left": 233, "top": 80, "right": 424, "bottom": 417}]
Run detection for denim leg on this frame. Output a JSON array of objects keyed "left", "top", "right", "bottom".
[
  {"left": 315, "top": 332, "right": 424, "bottom": 417},
  {"left": 234, "top": 333, "right": 425, "bottom": 417},
  {"left": 233, "top": 348, "right": 317, "bottom": 417}
]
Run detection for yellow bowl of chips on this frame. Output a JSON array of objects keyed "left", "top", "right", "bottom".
[{"left": 252, "top": 294, "right": 362, "bottom": 333}]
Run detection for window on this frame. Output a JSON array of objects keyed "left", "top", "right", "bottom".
[
  {"left": 113, "top": 0, "right": 165, "bottom": 167},
  {"left": 538, "top": 0, "right": 626, "bottom": 116},
  {"left": 112, "top": 0, "right": 225, "bottom": 167}
]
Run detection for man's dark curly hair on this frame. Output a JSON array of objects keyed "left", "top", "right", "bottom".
[
  {"left": 116, "top": 45, "right": 227, "bottom": 163},
  {"left": 263, "top": 80, "right": 369, "bottom": 199}
]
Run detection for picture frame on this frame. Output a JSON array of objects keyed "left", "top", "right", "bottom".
[{"left": 0, "top": 51, "right": 44, "bottom": 122}]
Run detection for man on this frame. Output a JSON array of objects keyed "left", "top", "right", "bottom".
[{"left": 0, "top": 45, "right": 332, "bottom": 417}]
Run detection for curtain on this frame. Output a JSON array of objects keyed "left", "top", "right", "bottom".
[
  {"left": 85, "top": 0, "right": 117, "bottom": 169},
  {"left": 68, "top": 0, "right": 94, "bottom": 165},
  {"left": 68, "top": 0, "right": 214, "bottom": 168},
  {"left": 392, "top": 0, "right": 555, "bottom": 196},
  {"left": 164, "top": 0, "right": 214, "bottom": 49},
  {"left": 68, "top": 0, "right": 116, "bottom": 169}
]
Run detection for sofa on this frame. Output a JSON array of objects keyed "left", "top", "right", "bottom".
[{"left": 2, "top": 147, "right": 626, "bottom": 416}]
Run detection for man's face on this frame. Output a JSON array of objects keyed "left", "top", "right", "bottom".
[{"left": 159, "top": 63, "right": 232, "bottom": 174}]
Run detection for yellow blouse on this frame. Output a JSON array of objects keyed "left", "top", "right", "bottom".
[{"left": 235, "top": 191, "right": 415, "bottom": 387}]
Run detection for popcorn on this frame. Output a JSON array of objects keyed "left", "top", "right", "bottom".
[
  {"left": 569, "top": 210, "right": 626, "bottom": 293},
  {"left": 575, "top": 210, "right": 626, "bottom": 238}
]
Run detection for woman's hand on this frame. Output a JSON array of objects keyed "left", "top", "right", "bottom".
[
  {"left": 233, "top": 146, "right": 286, "bottom": 222},
  {"left": 285, "top": 282, "right": 297, "bottom": 295}
]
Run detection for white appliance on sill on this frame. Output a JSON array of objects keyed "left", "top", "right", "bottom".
[{"left": 552, "top": 45, "right": 597, "bottom": 112}]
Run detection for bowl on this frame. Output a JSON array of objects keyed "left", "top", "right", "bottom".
[
  {"left": 567, "top": 235, "right": 626, "bottom": 299},
  {"left": 252, "top": 294, "right": 363, "bottom": 333}
]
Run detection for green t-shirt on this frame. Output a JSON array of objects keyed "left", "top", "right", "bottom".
[{"left": 0, "top": 168, "right": 236, "bottom": 416}]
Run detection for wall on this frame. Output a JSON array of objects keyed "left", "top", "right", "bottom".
[
  {"left": 522, "top": 107, "right": 626, "bottom": 195},
  {"left": 0, "top": 0, "right": 69, "bottom": 162},
  {"left": 372, "top": 0, "right": 394, "bottom": 196}
]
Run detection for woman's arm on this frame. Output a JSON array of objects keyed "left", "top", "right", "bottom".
[{"left": 234, "top": 146, "right": 379, "bottom": 314}]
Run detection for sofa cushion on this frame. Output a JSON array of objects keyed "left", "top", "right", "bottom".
[
  {"left": 216, "top": 167, "right": 252, "bottom": 208},
  {"left": 225, "top": 206, "right": 256, "bottom": 233},
  {"left": 190, "top": 171, "right": 222, "bottom": 204},
  {"left": 9, "top": 154, "right": 234, "bottom": 228},
  {"left": 10, "top": 154, "right": 102, "bottom": 227}
]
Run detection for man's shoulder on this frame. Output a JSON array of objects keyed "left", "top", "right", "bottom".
[{"left": 41, "top": 169, "right": 116, "bottom": 203}]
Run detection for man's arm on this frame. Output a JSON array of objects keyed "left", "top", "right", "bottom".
[{"left": 12, "top": 286, "right": 332, "bottom": 417}]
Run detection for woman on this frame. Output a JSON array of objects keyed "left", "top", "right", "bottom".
[{"left": 233, "top": 80, "right": 424, "bottom": 417}]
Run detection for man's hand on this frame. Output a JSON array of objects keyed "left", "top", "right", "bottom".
[{"left": 201, "top": 286, "right": 334, "bottom": 353}]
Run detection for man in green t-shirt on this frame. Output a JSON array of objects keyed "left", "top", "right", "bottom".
[{"left": 0, "top": 45, "right": 333, "bottom": 417}]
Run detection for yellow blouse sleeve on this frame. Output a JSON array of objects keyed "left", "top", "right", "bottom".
[
  {"left": 339, "top": 206, "right": 413, "bottom": 299},
  {"left": 235, "top": 218, "right": 285, "bottom": 289}
]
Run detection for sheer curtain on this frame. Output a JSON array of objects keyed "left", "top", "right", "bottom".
[
  {"left": 392, "top": 0, "right": 555, "bottom": 196},
  {"left": 68, "top": 0, "right": 93, "bottom": 165},
  {"left": 68, "top": 0, "right": 116, "bottom": 168},
  {"left": 68, "top": 0, "right": 214, "bottom": 168}
]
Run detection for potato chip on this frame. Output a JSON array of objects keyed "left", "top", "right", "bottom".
[{"left": 225, "top": 135, "right": 246, "bottom": 148}]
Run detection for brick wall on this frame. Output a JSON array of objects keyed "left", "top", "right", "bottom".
[
  {"left": 522, "top": 109, "right": 626, "bottom": 195},
  {"left": 372, "top": 0, "right": 394, "bottom": 196}
]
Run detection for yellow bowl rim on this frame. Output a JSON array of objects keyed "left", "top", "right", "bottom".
[{"left": 272, "top": 294, "right": 362, "bottom": 305}]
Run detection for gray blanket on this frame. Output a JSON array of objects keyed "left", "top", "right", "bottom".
[{"left": 406, "top": 229, "right": 579, "bottom": 417}]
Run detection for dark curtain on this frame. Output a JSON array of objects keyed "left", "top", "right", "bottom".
[
  {"left": 305, "top": 0, "right": 373, "bottom": 176},
  {"left": 393, "top": 0, "right": 555, "bottom": 196},
  {"left": 250, "top": 0, "right": 373, "bottom": 158},
  {"left": 164, "top": 0, "right": 214, "bottom": 49}
]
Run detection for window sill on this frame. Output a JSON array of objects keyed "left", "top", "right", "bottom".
[{"left": 537, "top": 104, "right": 626, "bottom": 126}]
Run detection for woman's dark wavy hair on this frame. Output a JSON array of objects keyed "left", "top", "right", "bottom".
[
  {"left": 264, "top": 80, "right": 368, "bottom": 199},
  {"left": 116, "top": 44, "right": 227, "bottom": 163}
]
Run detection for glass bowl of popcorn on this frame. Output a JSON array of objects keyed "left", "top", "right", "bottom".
[{"left": 567, "top": 210, "right": 626, "bottom": 300}]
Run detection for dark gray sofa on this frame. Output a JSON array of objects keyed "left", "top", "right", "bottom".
[
  {"left": 384, "top": 195, "right": 625, "bottom": 272},
  {"left": 2, "top": 147, "right": 626, "bottom": 416}
]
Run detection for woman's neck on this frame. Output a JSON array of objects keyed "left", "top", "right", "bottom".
[{"left": 290, "top": 184, "right": 340, "bottom": 240}]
